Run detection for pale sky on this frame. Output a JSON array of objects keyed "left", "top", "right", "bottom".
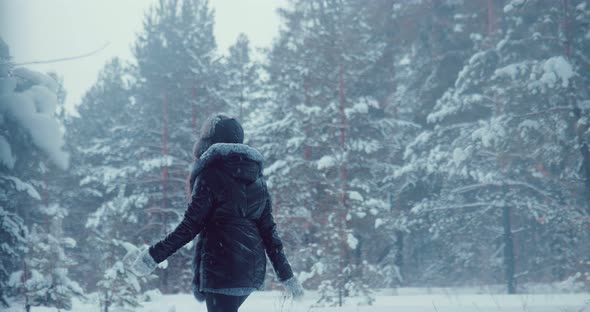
[{"left": 0, "top": 0, "right": 286, "bottom": 114}]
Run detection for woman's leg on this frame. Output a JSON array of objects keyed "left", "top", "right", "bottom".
[{"left": 205, "top": 293, "right": 249, "bottom": 312}]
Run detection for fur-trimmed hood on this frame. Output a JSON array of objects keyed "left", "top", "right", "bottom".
[{"left": 189, "top": 143, "right": 264, "bottom": 190}]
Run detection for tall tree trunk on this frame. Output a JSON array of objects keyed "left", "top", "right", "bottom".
[
  {"left": 304, "top": 78, "right": 312, "bottom": 160},
  {"left": 160, "top": 90, "right": 169, "bottom": 291},
  {"left": 103, "top": 281, "right": 110, "bottom": 312},
  {"left": 339, "top": 69, "right": 348, "bottom": 203},
  {"left": 188, "top": 85, "right": 198, "bottom": 200},
  {"left": 487, "top": 0, "right": 496, "bottom": 46},
  {"left": 191, "top": 86, "right": 197, "bottom": 133},
  {"left": 502, "top": 204, "right": 516, "bottom": 294},
  {"left": 394, "top": 230, "right": 404, "bottom": 285},
  {"left": 23, "top": 259, "right": 29, "bottom": 312},
  {"left": 239, "top": 67, "right": 244, "bottom": 121},
  {"left": 338, "top": 66, "right": 348, "bottom": 307},
  {"left": 161, "top": 90, "right": 169, "bottom": 214}
]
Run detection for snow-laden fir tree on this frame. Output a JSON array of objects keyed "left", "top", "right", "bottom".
[
  {"left": 353, "top": 0, "right": 437, "bottom": 289},
  {"left": 9, "top": 203, "right": 83, "bottom": 311},
  {"left": 0, "top": 208, "right": 24, "bottom": 307},
  {"left": 255, "top": 0, "right": 431, "bottom": 305},
  {"left": 66, "top": 58, "right": 151, "bottom": 310},
  {"left": 0, "top": 37, "right": 26, "bottom": 308},
  {"left": 258, "top": 2, "right": 358, "bottom": 304},
  {"left": 131, "top": 0, "right": 226, "bottom": 292},
  {"left": 89, "top": 196, "right": 152, "bottom": 312},
  {"left": 222, "top": 34, "right": 264, "bottom": 122},
  {"left": 386, "top": 0, "right": 490, "bottom": 287},
  {"left": 10, "top": 75, "right": 83, "bottom": 312},
  {"left": 92, "top": 239, "right": 152, "bottom": 312},
  {"left": 0, "top": 37, "right": 72, "bottom": 308},
  {"left": 396, "top": 0, "right": 590, "bottom": 293},
  {"left": 559, "top": 0, "right": 590, "bottom": 289}
]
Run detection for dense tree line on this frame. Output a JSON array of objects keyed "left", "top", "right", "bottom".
[{"left": 1, "top": 0, "right": 589, "bottom": 310}]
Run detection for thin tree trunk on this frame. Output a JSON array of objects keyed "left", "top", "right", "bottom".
[
  {"left": 161, "top": 90, "right": 169, "bottom": 214},
  {"left": 304, "top": 78, "right": 312, "bottom": 160},
  {"left": 394, "top": 230, "right": 404, "bottom": 285},
  {"left": 23, "top": 259, "right": 29, "bottom": 312},
  {"left": 160, "top": 90, "right": 169, "bottom": 292},
  {"left": 191, "top": 86, "right": 197, "bottom": 133},
  {"left": 103, "top": 289, "right": 110, "bottom": 312},
  {"left": 502, "top": 204, "right": 516, "bottom": 294},
  {"left": 487, "top": 0, "right": 496, "bottom": 46},
  {"left": 188, "top": 85, "right": 198, "bottom": 200},
  {"left": 338, "top": 66, "right": 348, "bottom": 307},
  {"left": 239, "top": 68, "right": 244, "bottom": 121}
]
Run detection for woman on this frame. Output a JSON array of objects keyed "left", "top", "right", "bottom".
[{"left": 130, "top": 114, "right": 304, "bottom": 312}]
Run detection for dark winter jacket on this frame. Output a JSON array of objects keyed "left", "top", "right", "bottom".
[{"left": 148, "top": 143, "right": 294, "bottom": 296}]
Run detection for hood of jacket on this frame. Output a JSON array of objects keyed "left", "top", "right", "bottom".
[{"left": 189, "top": 143, "right": 264, "bottom": 188}]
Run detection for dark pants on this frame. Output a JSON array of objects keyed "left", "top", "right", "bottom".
[{"left": 205, "top": 293, "right": 249, "bottom": 312}]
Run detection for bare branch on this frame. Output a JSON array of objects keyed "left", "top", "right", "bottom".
[{"left": 12, "top": 42, "right": 110, "bottom": 66}]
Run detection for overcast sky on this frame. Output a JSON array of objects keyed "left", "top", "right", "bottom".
[{"left": 0, "top": 0, "right": 286, "bottom": 114}]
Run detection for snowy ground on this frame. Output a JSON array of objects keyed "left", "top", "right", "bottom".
[{"left": 7, "top": 290, "right": 590, "bottom": 311}]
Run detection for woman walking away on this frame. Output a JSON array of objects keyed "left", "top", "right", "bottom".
[{"left": 129, "top": 114, "right": 304, "bottom": 312}]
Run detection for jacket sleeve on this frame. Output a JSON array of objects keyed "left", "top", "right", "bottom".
[
  {"left": 148, "top": 172, "right": 214, "bottom": 263},
  {"left": 256, "top": 195, "right": 294, "bottom": 282}
]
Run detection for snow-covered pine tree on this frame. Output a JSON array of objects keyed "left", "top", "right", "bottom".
[
  {"left": 563, "top": 0, "right": 590, "bottom": 209},
  {"left": 222, "top": 34, "right": 263, "bottom": 122},
  {"left": 251, "top": 0, "right": 348, "bottom": 301},
  {"left": 132, "top": 0, "right": 225, "bottom": 292},
  {"left": 0, "top": 37, "right": 27, "bottom": 308},
  {"left": 17, "top": 77, "right": 83, "bottom": 312},
  {"left": 354, "top": 0, "right": 432, "bottom": 289},
  {"left": 565, "top": 0, "right": 590, "bottom": 291},
  {"left": 0, "top": 37, "right": 77, "bottom": 309},
  {"left": 571, "top": 0, "right": 590, "bottom": 196},
  {"left": 386, "top": 0, "right": 489, "bottom": 287},
  {"left": 95, "top": 241, "right": 155, "bottom": 312},
  {"left": 9, "top": 203, "right": 84, "bottom": 311},
  {"left": 490, "top": 0, "right": 590, "bottom": 287},
  {"left": 65, "top": 57, "right": 151, "bottom": 309},
  {"left": 89, "top": 197, "right": 151, "bottom": 312},
  {"left": 245, "top": 2, "right": 317, "bottom": 292},
  {"left": 397, "top": 0, "right": 590, "bottom": 292},
  {"left": 259, "top": 0, "right": 427, "bottom": 305},
  {"left": 260, "top": 2, "right": 354, "bottom": 304},
  {"left": 0, "top": 206, "right": 24, "bottom": 307}
]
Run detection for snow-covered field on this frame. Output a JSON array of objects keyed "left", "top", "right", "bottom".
[{"left": 7, "top": 290, "right": 590, "bottom": 312}]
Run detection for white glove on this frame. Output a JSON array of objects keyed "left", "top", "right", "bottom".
[
  {"left": 129, "top": 247, "right": 158, "bottom": 276},
  {"left": 282, "top": 276, "right": 304, "bottom": 300}
]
